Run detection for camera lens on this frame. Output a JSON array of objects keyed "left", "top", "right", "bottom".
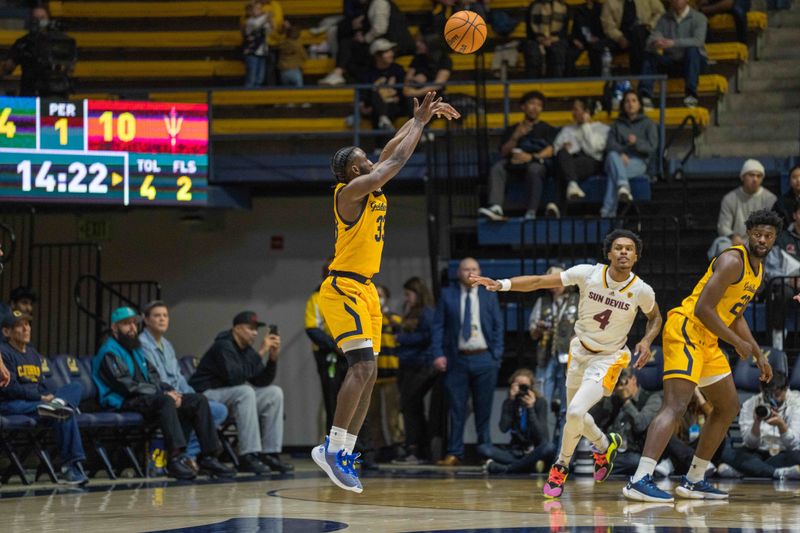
[{"left": 755, "top": 404, "right": 769, "bottom": 418}]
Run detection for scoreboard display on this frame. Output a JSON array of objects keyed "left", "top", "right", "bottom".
[{"left": 0, "top": 96, "right": 209, "bottom": 207}]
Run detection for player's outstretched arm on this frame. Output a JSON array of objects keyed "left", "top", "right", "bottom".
[
  {"left": 377, "top": 101, "right": 460, "bottom": 164},
  {"left": 469, "top": 273, "right": 564, "bottom": 293},
  {"left": 632, "top": 302, "right": 663, "bottom": 369},
  {"left": 695, "top": 250, "right": 760, "bottom": 361},
  {"left": 341, "top": 92, "right": 454, "bottom": 200}
]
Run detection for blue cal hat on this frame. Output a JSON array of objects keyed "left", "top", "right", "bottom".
[{"left": 111, "top": 306, "right": 138, "bottom": 324}]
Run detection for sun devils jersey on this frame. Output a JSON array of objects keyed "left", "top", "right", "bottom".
[{"left": 560, "top": 263, "right": 656, "bottom": 353}]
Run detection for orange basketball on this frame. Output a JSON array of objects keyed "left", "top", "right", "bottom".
[{"left": 444, "top": 11, "right": 487, "bottom": 54}]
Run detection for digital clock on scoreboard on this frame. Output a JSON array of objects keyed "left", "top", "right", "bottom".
[{"left": 0, "top": 96, "right": 208, "bottom": 206}]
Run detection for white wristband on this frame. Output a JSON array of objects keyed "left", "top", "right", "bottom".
[{"left": 498, "top": 279, "right": 512, "bottom": 292}]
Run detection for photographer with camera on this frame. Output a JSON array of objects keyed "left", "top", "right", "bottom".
[
  {"left": 481, "top": 369, "right": 556, "bottom": 474},
  {"left": 729, "top": 351, "right": 800, "bottom": 480},
  {"left": 1, "top": 6, "right": 76, "bottom": 97}
]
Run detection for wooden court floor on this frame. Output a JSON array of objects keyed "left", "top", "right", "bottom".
[{"left": 1, "top": 460, "right": 797, "bottom": 532}]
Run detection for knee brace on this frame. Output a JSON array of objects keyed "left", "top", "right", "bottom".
[{"left": 345, "top": 347, "right": 375, "bottom": 366}]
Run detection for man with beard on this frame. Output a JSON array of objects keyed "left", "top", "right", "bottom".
[
  {"left": 624, "top": 209, "right": 780, "bottom": 502},
  {"left": 92, "top": 307, "right": 235, "bottom": 480}
]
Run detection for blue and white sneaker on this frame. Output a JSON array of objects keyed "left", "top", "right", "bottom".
[
  {"left": 622, "top": 474, "right": 674, "bottom": 503},
  {"left": 311, "top": 437, "right": 363, "bottom": 493},
  {"left": 675, "top": 476, "right": 728, "bottom": 500},
  {"left": 60, "top": 464, "right": 88, "bottom": 486}
]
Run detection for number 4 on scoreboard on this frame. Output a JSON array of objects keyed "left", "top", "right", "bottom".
[{"left": 0, "top": 108, "right": 16, "bottom": 139}]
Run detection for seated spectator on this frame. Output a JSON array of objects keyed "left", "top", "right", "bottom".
[
  {"left": 242, "top": 0, "right": 272, "bottom": 88},
  {"left": 0, "top": 310, "right": 88, "bottom": 485},
  {"left": 524, "top": 0, "right": 570, "bottom": 79},
  {"left": 655, "top": 389, "right": 721, "bottom": 477},
  {"left": 482, "top": 369, "right": 556, "bottom": 474},
  {"left": 278, "top": 25, "right": 307, "bottom": 88},
  {"left": 725, "top": 364, "right": 800, "bottom": 479},
  {"left": 425, "top": 0, "right": 489, "bottom": 35},
  {"left": 393, "top": 277, "right": 437, "bottom": 464},
  {"left": 772, "top": 164, "right": 800, "bottom": 228},
  {"left": 138, "top": 301, "right": 230, "bottom": 469},
  {"left": 92, "top": 307, "right": 234, "bottom": 481},
  {"left": 478, "top": 91, "right": 559, "bottom": 221},
  {"left": 359, "top": 39, "right": 406, "bottom": 131},
  {"left": 570, "top": 0, "right": 606, "bottom": 76},
  {"left": 639, "top": 0, "right": 707, "bottom": 109},
  {"left": 601, "top": 0, "right": 664, "bottom": 76},
  {"left": 765, "top": 205, "right": 796, "bottom": 349},
  {"left": 696, "top": 0, "right": 750, "bottom": 44},
  {"left": 708, "top": 159, "right": 777, "bottom": 260},
  {"left": 589, "top": 368, "right": 662, "bottom": 475},
  {"left": 554, "top": 98, "right": 610, "bottom": 213},
  {"left": 432, "top": 258, "right": 503, "bottom": 466},
  {"left": 319, "top": 0, "right": 414, "bottom": 86},
  {"left": 189, "top": 311, "right": 294, "bottom": 475},
  {"left": 403, "top": 34, "right": 453, "bottom": 101},
  {"left": 603, "top": 90, "right": 658, "bottom": 218},
  {"left": 9, "top": 286, "right": 36, "bottom": 315},
  {"left": 527, "top": 265, "right": 578, "bottom": 428}
]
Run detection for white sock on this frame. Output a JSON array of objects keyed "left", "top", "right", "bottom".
[
  {"left": 687, "top": 456, "right": 710, "bottom": 483},
  {"left": 632, "top": 457, "right": 657, "bottom": 483},
  {"left": 329, "top": 426, "right": 347, "bottom": 453},
  {"left": 344, "top": 433, "right": 358, "bottom": 455}
]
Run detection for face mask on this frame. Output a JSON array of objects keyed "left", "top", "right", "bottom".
[{"left": 37, "top": 18, "right": 49, "bottom": 29}]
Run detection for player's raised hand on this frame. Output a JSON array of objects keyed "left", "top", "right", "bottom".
[
  {"left": 632, "top": 342, "right": 653, "bottom": 369},
  {"left": 413, "top": 91, "right": 443, "bottom": 124},
  {"left": 434, "top": 102, "right": 461, "bottom": 121},
  {"left": 469, "top": 274, "right": 501, "bottom": 291}
]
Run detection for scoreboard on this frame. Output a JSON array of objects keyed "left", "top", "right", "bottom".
[{"left": 0, "top": 96, "right": 209, "bottom": 207}]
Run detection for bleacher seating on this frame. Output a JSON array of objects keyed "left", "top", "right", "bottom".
[{"left": 635, "top": 346, "right": 664, "bottom": 392}]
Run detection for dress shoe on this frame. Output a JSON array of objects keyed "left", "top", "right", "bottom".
[
  {"left": 436, "top": 455, "right": 462, "bottom": 466},
  {"left": 238, "top": 453, "right": 270, "bottom": 475},
  {"left": 198, "top": 456, "right": 237, "bottom": 478},
  {"left": 167, "top": 454, "right": 197, "bottom": 480},
  {"left": 259, "top": 453, "right": 295, "bottom": 473}
]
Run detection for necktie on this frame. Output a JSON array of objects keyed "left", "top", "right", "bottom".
[{"left": 462, "top": 290, "right": 473, "bottom": 342}]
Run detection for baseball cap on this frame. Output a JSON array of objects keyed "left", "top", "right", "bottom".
[
  {"left": 1, "top": 309, "right": 32, "bottom": 329},
  {"left": 233, "top": 311, "right": 266, "bottom": 328},
  {"left": 369, "top": 38, "right": 396, "bottom": 55},
  {"left": 740, "top": 159, "right": 765, "bottom": 178},
  {"left": 9, "top": 286, "right": 37, "bottom": 303},
  {"left": 111, "top": 306, "right": 138, "bottom": 324}
]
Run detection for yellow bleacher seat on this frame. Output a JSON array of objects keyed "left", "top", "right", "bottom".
[{"left": 211, "top": 106, "right": 707, "bottom": 135}]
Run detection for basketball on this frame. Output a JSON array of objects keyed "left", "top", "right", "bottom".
[{"left": 444, "top": 11, "right": 487, "bottom": 54}]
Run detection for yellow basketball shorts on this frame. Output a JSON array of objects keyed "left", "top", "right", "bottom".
[
  {"left": 319, "top": 274, "right": 382, "bottom": 352},
  {"left": 662, "top": 311, "right": 731, "bottom": 385}
]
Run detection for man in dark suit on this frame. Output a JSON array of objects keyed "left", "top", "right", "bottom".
[{"left": 432, "top": 257, "right": 504, "bottom": 466}]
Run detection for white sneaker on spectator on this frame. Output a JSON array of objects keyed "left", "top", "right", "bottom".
[
  {"left": 772, "top": 329, "right": 784, "bottom": 350},
  {"left": 524, "top": 209, "right": 536, "bottom": 220},
  {"left": 378, "top": 115, "right": 395, "bottom": 131},
  {"left": 319, "top": 71, "right": 345, "bottom": 86},
  {"left": 774, "top": 465, "right": 800, "bottom": 480},
  {"left": 716, "top": 463, "right": 743, "bottom": 479},
  {"left": 478, "top": 205, "right": 504, "bottom": 221},
  {"left": 545, "top": 202, "right": 560, "bottom": 218},
  {"left": 654, "top": 458, "right": 674, "bottom": 478},
  {"left": 566, "top": 180, "right": 585, "bottom": 200},
  {"left": 617, "top": 186, "right": 633, "bottom": 203},
  {"left": 641, "top": 97, "right": 654, "bottom": 110},
  {"left": 683, "top": 95, "right": 699, "bottom": 108}
]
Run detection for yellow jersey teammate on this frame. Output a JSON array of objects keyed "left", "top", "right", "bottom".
[
  {"left": 312, "top": 91, "right": 459, "bottom": 493},
  {"left": 624, "top": 209, "right": 780, "bottom": 503}
]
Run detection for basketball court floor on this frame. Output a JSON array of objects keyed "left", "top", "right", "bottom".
[{"left": 1, "top": 461, "right": 796, "bottom": 532}]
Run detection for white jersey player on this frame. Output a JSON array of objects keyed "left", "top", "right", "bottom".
[{"left": 470, "top": 229, "right": 663, "bottom": 499}]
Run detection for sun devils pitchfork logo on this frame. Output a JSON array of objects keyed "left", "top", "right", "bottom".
[{"left": 164, "top": 107, "right": 184, "bottom": 147}]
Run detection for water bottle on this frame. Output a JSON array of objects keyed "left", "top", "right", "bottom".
[{"left": 601, "top": 47, "right": 612, "bottom": 78}]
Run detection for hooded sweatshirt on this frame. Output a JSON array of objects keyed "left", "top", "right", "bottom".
[
  {"left": 606, "top": 112, "right": 658, "bottom": 160},
  {"left": 189, "top": 330, "right": 276, "bottom": 393}
]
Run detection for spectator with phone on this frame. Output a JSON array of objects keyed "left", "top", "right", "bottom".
[
  {"left": 482, "top": 369, "right": 556, "bottom": 474},
  {"left": 726, "top": 353, "right": 800, "bottom": 480},
  {"left": 190, "top": 311, "right": 294, "bottom": 475}
]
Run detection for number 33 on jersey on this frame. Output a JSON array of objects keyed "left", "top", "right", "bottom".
[{"left": 329, "top": 184, "right": 388, "bottom": 279}]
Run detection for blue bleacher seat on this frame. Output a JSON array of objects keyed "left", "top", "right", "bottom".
[
  {"left": 635, "top": 346, "right": 664, "bottom": 391},
  {"left": 742, "top": 302, "right": 767, "bottom": 333},
  {"left": 790, "top": 356, "right": 800, "bottom": 390},
  {"left": 477, "top": 218, "right": 613, "bottom": 246},
  {"left": 179, "top": 355, "right": 197, "bottom": 380},
  {"left": 503, "top": 302, "right": 533, "bottom": 332},
  {"left": 733, "top": 358, "right": 763, "bottom": 392}
]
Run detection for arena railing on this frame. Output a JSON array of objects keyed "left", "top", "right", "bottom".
[{"left": 765, "top": 276, "right": 800, "bottom": 359}]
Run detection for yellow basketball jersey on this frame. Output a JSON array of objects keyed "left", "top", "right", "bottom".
[
  {"left": 674, "top": 245, "right": 762, "bottom": 330},
  {"left": 328, "top": 183, "right": 388, "bottom": 278}
]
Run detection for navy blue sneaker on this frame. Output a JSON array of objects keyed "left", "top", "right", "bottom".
[
  {"left": 311, "top": 437, "right": 363, "bottom": 493},
  {"left": 675, "top": 476, "right": 728, "bottom": 500},
  {"left": 60, "top": 464, "right": 88, "bottom": 486},
  {"left": 622, "top": 474, "right": 674, "bottom": 503}
]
